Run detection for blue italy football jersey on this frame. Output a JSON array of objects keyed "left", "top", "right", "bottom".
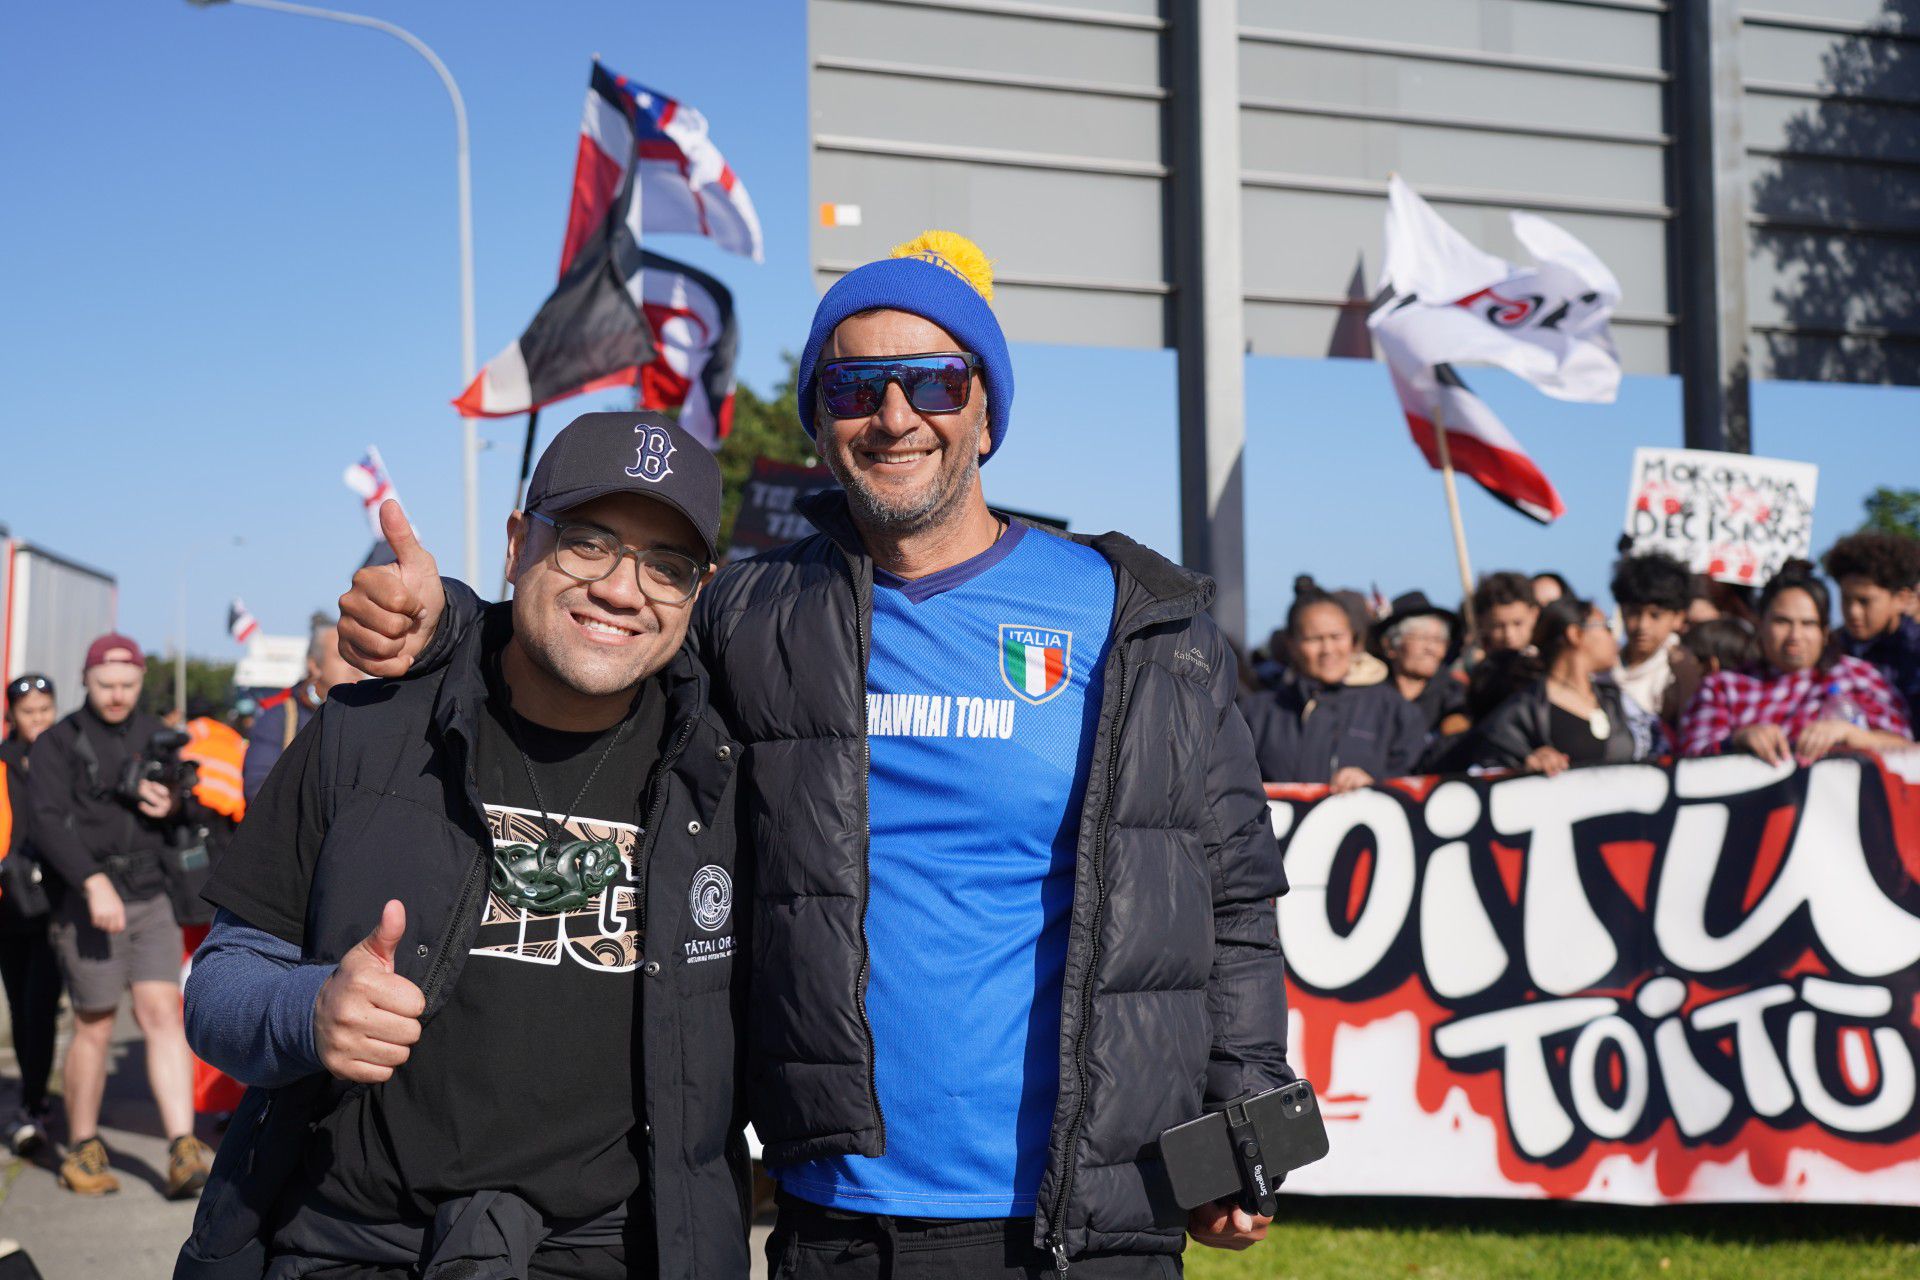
[{"left": 774, "top": 521, "right": 1117, "bottom": 1216}]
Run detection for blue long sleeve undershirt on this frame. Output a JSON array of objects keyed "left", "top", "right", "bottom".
[{"left": 184, "top": 908, "right": 334, "bottom": 1089}]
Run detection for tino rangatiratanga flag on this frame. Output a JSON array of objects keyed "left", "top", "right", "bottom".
[
  {"left": 455, "top": 61, "right": 758, "bottom": 423},
  {"left": 452, "top": 199, "right": 658, "bottom": 418},
  {"left": 227, "top": 599, "right": 260, "bottom": 647}
]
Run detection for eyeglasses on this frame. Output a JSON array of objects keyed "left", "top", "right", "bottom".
[
  {"left": 818, "top": 352, "right": 980, "bottom": 419},
  {"left": 528, "top": 512, "right": 706, "bottom": 605}
]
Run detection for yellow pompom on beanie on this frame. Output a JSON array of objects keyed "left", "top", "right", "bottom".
[{"left": 889, "top": 230, "right": 995, "bottom": 303}]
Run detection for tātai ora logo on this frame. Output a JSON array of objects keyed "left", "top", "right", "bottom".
[{"left": 690, "top": 864, "right": 732, "bottom": 932}]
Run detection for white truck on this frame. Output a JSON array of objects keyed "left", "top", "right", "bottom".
[{"left": 1, "top": 526, "right": 118, "bottom": 723}]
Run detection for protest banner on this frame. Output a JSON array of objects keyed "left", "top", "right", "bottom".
[
  {"left": 728, "top": 457, "right": 831, "bottom": 558},
  {"left": 1268, "top": 750, "right": 1920, "bottom": 1205},
  {"left": 1621, "top": 447, "right": 1818, "bottom": 587}
]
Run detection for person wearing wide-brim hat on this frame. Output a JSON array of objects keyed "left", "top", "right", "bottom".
[{"left": 1372, "top": 590, "right": 1467, "bottom": 736}]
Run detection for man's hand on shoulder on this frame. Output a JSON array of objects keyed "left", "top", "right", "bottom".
[
  {"left": 312, "top": 899, "right": 425, "bottom": 1084},
  {"left": 338, "top": 499, "right": 445, "bottom": 678},
  {"left": 1188, "top": 1199, "right": 1272, "bottom": 1250}
]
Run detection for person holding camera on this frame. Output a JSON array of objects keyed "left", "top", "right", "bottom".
[{"left": 25, "top": 634, "right": 212, "bottom": 1198}]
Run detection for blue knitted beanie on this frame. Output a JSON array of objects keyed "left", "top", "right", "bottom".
[{"left": 798, "top": 231, "right": 1014, "bottom": 461}]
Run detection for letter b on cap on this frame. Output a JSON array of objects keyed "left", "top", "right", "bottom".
[{"left": 626, "top": 424, "right": 676, "bottom": 484}]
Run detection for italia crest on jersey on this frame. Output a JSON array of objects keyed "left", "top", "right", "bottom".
[{"left": 999, "top": 624, "right": 1071, "bottom": 705}]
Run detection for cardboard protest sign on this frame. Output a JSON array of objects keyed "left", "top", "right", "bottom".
[{"left": 1622, "top": 448, "right": 1818, "bottom": 586}]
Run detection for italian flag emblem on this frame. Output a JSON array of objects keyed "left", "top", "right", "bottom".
[{"left": 999, "top": 624, "right": 1072, "bottom": 705}]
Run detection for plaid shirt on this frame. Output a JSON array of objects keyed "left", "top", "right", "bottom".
[{"left": 1678, "top": 654, "right": 1913, "bottom": 758}]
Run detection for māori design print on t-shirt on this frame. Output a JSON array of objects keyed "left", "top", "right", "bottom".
[{"left": 472, "top": 804, "right": 642, "bottom": 971}]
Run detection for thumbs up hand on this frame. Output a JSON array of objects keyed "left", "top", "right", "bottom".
[
  {"left": 313, "top": 900, "right": 426, "bottom": 1084},
  {"left": 338, "top": 499, "right": 447, "bottom": 678}
]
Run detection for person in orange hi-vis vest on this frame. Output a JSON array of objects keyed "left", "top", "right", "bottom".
[{"left": 178, "top": 704, "right": 247, "bottom": 1118}]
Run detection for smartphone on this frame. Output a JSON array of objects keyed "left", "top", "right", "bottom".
[{"left": 1158, "top": 1080, "right": 1329, "bottom": 1212}]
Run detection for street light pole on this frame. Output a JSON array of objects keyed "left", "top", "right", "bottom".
[{"left": 189, "top": 0, "right": 481, "bottom": 581}]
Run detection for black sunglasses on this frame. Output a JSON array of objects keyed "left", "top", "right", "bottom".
[{"left": 818, "top": 352, "right": 980, "bottom": 419}]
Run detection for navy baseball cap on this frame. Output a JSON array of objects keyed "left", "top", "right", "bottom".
[{"left": 524, "top": 412, "right": 722, "bottom": 563}]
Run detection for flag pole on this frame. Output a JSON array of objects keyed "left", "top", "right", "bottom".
[
  {"left": 1430, "top": 396, "right": 1478, "bottom": 638},
  {"left": 501, "top": 408, "right": 541, "bottom": 597}
]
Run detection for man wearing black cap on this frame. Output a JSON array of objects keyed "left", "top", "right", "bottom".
[{"left": 178, "top": 414, "right": 750, "bottom": 1280}]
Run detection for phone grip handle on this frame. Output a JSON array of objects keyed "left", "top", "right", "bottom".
[{"left": 1223, "top": 1100, "right": 1280, "bottom": 1218}]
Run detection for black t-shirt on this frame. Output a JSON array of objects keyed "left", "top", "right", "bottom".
[
  {"left": 208, "top": 641, "right": 667, "bottom": 1222},
  {"left": 1547, "top": 702, "right": 1612, "bottom": 766}
]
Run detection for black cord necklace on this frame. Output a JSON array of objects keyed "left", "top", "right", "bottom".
[
  {"left": 490, "top": 654, "right": 646, "bottom": 914},
  {"left": 510, "top": 708, "right": 635, "bottom": 840}
]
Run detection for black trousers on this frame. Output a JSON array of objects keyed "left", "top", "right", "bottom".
[
  {"left": 768, "top": 1193, "right": 1180, "bottom": 1280},
  {"left": 262, "top": 1245, "right": 625, "bottom": 1280},
  {"left": 0, "top": 923, "right": 62, "bottom": 1113}
]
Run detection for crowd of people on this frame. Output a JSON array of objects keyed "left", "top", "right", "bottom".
[
  {"left": 2, "top": 523, "right": 1915, "bottom": 1229},
  {"left": 0, "top": 621, "right": 363, "bottom": 1200},
  {"left": 1235, "top": 530, "right": 1920, "bottom": 788}
]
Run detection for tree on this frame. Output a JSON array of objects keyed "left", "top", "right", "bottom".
[
  {"left": 1862, "top": 486, "right": 1920, "bottom": 539},
  {"left": 141, "top": 656, "right": 238, "bottom": 718},
  {"left": 713, "top": 352, "right": 822, "bottom": 554}
]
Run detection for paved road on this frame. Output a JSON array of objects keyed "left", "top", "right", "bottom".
[
  {"left": 0, "top": 1010, "right": 770, "bottom": 1278},
  {"left": 0, "top": 1008, "right": 205, "bottom": 1278}
]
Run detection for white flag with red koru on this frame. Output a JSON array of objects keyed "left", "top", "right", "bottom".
[{"left": 1368, "top": 176, "right": 1624, "bottom": 523}]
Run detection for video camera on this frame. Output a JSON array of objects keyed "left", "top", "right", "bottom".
[{"left": 116, "top": 728, "right": 199, "bottom": 807}]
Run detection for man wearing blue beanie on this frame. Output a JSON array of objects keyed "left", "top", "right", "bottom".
[{"left": 338, "top": 231, "right": 1290, "bottom": 1276}]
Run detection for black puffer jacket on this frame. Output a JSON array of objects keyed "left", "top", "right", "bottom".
[
  {"left": 1469, "top": 677, "right": 1640, "bottom": 770},
  {"left": 430, "top": 493, "right": 1290, "bottom": 1261},
  {"left": 179, "top": 608, "right": 750, "bottom": 1280}
]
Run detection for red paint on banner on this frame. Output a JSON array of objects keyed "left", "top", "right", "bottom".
[
  {"left": 1742, "top": 806, "right": 1797, "bottom": 913},
  {"left": 1491, "top": 841, "right": 1524, "bottom": 906},
  {"left": 1599, "top": 840, "right": 1654, "bottom": 912},
  {"left": 1345, "top": 848, "right": 1374, "bottom": 927}
]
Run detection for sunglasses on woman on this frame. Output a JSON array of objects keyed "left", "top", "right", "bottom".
[
  {"left": 818, "top": 352, "right": 981, "bottom": 419},
  {"left": 5, "top": 675, "right": 51, "bottom": 703}
]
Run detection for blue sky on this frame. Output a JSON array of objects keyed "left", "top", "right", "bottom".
[{"left": 3, "top": 1, "right": 1913, "bottom": 658}]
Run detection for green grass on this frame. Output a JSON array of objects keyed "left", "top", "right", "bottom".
[{"left": 1183, "top": 1198, "right": 1920, "bottom": 1280}]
